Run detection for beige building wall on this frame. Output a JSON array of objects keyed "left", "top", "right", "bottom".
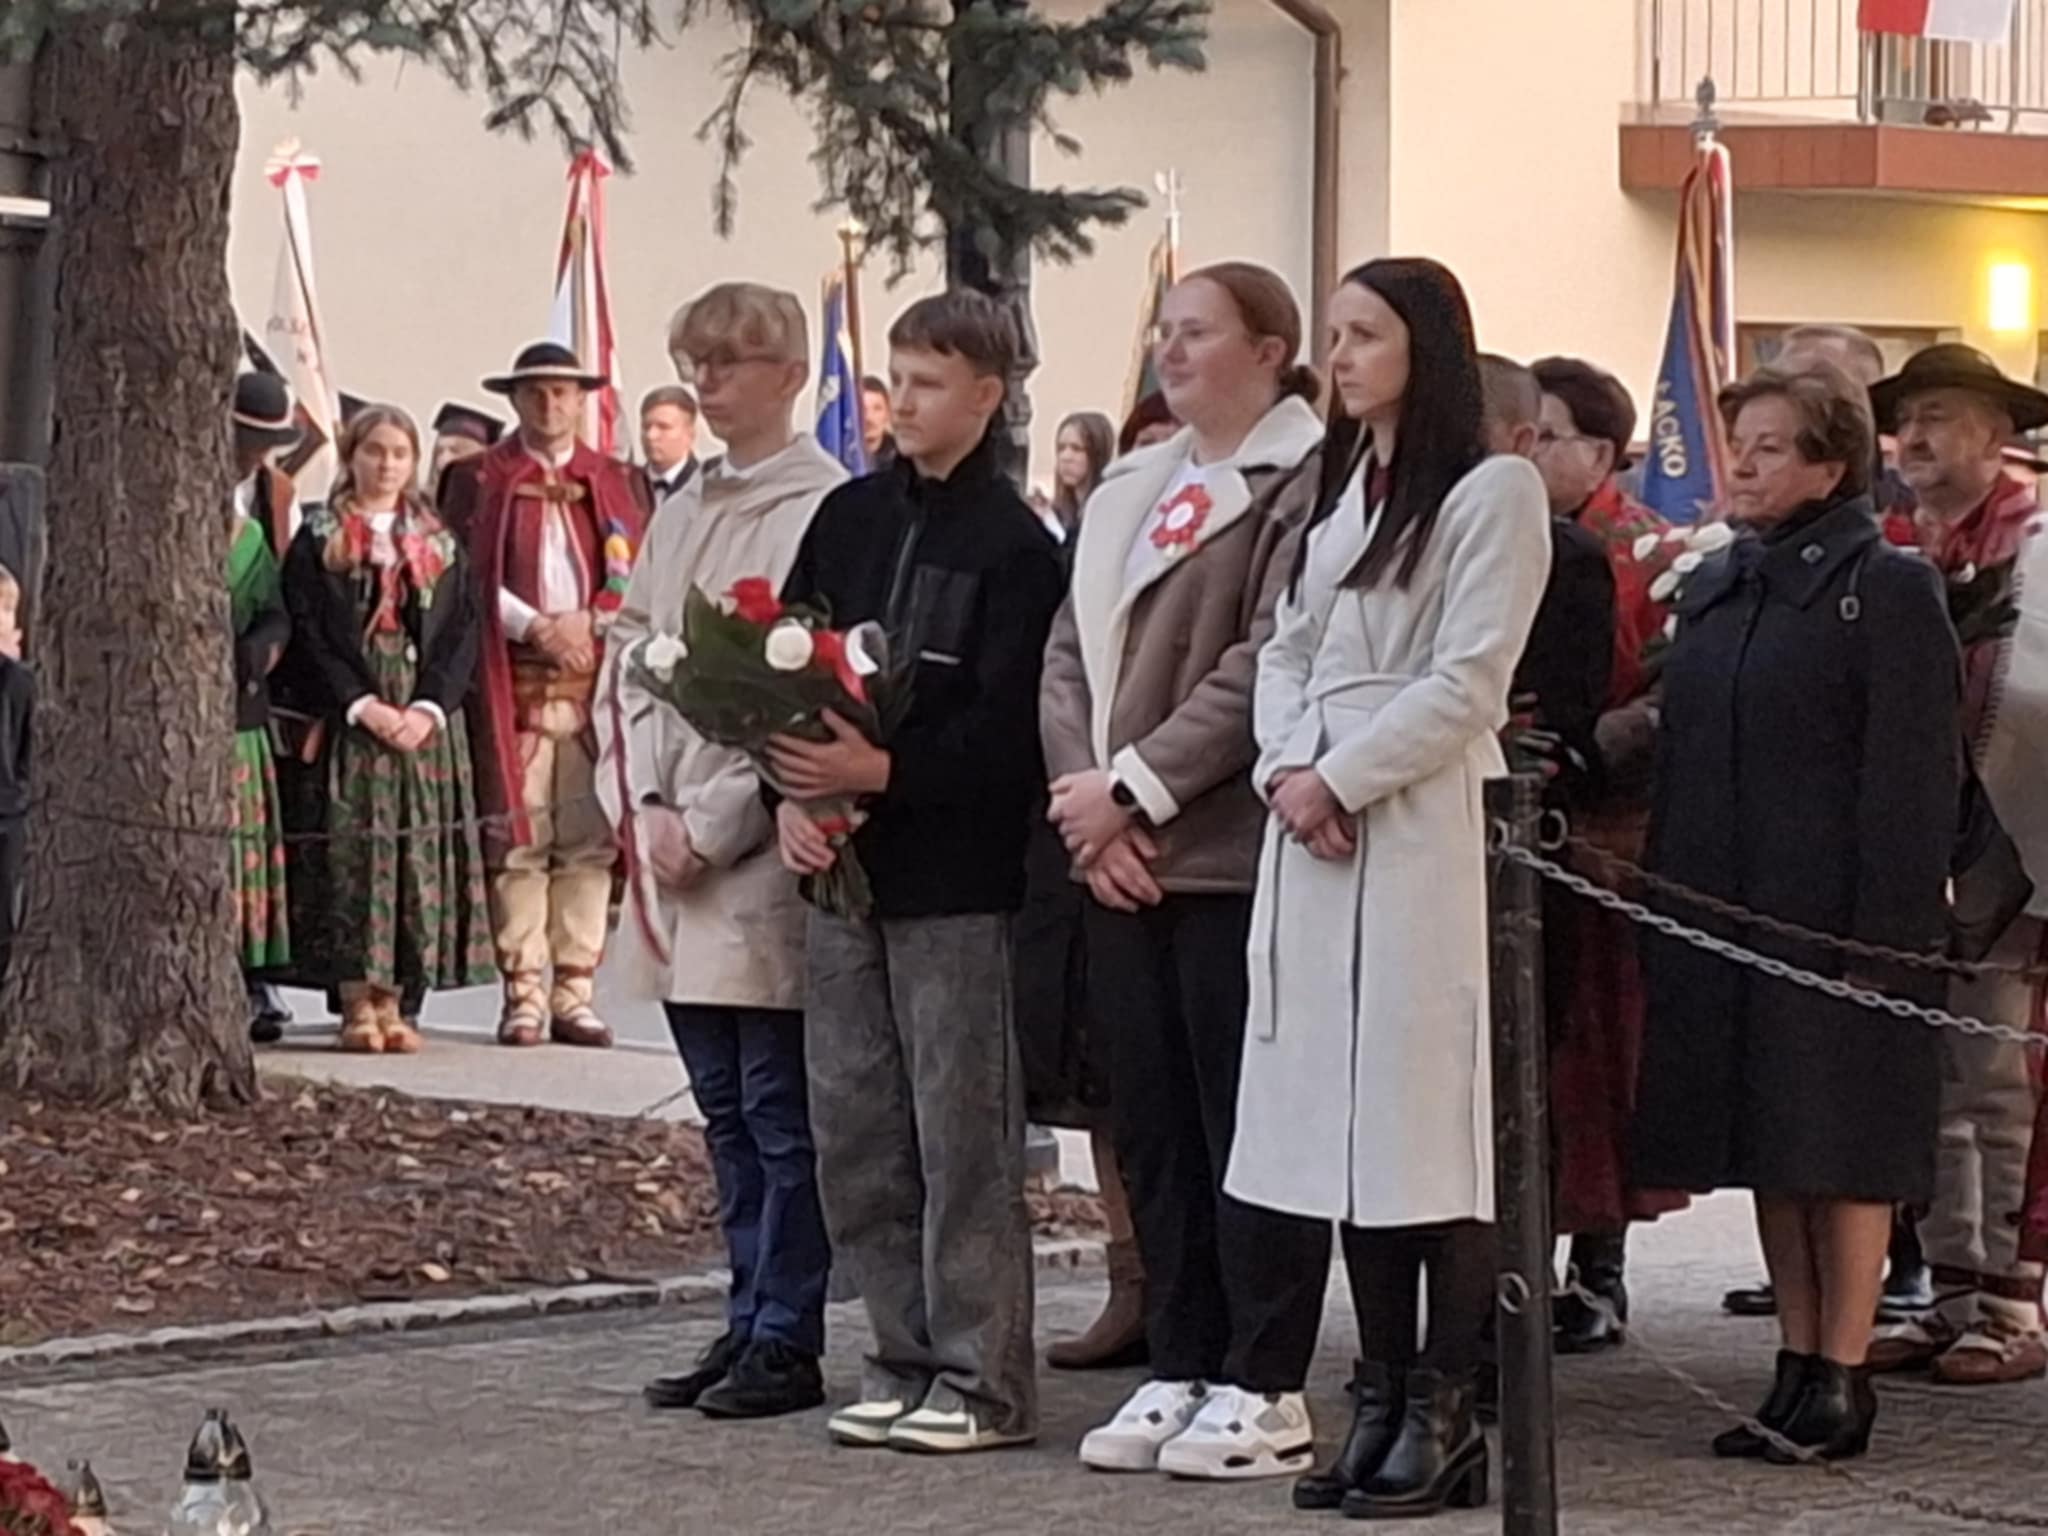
[
  {"left": 229, "top": 0, "right": 1317, "bottom": 484},
  {"left": 1380, "top": 0, "right": 2048, "bottom": 410}
]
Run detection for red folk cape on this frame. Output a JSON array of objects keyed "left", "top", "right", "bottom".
[{"left": 443, "top": 437, "right": 647, "bottom": 850}]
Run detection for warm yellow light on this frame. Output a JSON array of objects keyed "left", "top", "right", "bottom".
[{"left": 1989, "top": 262, "right": 2034, "bottom": 334}]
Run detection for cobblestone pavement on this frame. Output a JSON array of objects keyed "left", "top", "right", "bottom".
[{"left": 7, "top": 1193, "right": 2044, "bottom": 1536}]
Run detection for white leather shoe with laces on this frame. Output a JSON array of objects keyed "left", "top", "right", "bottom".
[
  {"left": 1078, "top": 1380, "right": 1207, "bottom": 1472},
  {"left": 885, "top": 1404, "right": 1035, "bottom": 1454},
  {"left": 1155, "top": 1385, "right": 1316, "bottom": 1481}
]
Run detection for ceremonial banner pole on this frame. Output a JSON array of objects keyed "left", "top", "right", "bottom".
[
  {"left": 1639, "top": 79, "right": 1735, "bottom": 525},
  {"left": 837, "top": 219, "right": 867, "bottom": 387},
  {"left": 261, "top": 139, "right": 342, "bottom": 515},
  {"left": 549, "top": 149, "right": 621, "bottom": 456}
]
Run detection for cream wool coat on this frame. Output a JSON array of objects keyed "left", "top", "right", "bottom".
[
  {"left": 595, "top": 437, "right": 847, "bottom": 1008},
  {"left": 1224, "top": 453, "right": 1550, "bottom": 1227}
]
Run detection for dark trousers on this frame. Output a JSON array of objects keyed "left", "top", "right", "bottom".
[
  {"left": 0, "top": 813, "right": 21, "bottom": 984},
  {"left": 665, "top": 1003, "right": 831, "bottom": 1356},
  {"left": 1344, "top": 1220, "right": 1495, "bottom": 1372},
  {"left": 1088, "top": 893, "right": 1331, "bottom": 1391}
]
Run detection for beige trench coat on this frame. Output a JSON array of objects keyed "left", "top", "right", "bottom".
[
  {"left": 594, "top": 438, "right": 847, "bottom": 1009},
  {"left": 1225, "top": 454, "right": 1550, "bottom": 1227}
]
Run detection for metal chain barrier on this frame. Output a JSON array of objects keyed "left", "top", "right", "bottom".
[
  {"left": 1561, "top": 833, "right": 2048, "bottom": 982},
  {"left": 30, "top": 791, "right": 606, "bottom": 847},
  {"left": 1492, "top": 835, "right": 2047, "bottom": 1050}
]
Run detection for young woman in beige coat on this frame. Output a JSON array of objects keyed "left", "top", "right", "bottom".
[
  {"left": 1228, "top": 258, "right": 1550, "bottom": 1520},
  {"left": 596, "top": 283, "right": 846, "bottom": 1420},
  {"left": 1040, "top": 263, "right": 1331, "bottom": 1483}
]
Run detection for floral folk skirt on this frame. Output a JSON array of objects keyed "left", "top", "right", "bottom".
[
  {"left": 305, "top": 630, "right": 497, "bottom": 993},
  {"left": 231, "top": 727, "right": 291, "bottom": 971}
]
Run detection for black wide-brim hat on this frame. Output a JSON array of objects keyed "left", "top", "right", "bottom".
[
  {"left": 483, "top": 340, "right": 606, "bottom": 396},
  {"left": 432, "top": 401, "right": 507, "bottom": 447},
  {"left": 232, "top": 371, "right": 301, "bottom": 449},
  {"left": 1871, "top": 343, "right": 2048, "bottom": 435}
]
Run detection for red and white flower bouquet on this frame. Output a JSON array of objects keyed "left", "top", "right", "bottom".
[{"left": 628, "top": 578, "right": 909, "bottom": 919}]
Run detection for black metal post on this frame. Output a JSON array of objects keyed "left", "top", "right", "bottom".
[{"left": 1487, "top": 771, "right": 1559, "bottom": 1536}]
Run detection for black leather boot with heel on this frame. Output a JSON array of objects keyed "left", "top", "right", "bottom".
[
  {"left": 1712, "top": 1350, "right": 1817, "bottom": 1459},
  {"left": 1294, "top": 1362, "right": 1405, "bottom": 1510},
  {"left": 1763, "top": 1358, "right": 1877, "bottom": 1464},
  {"left": 1341, "top": 1367, "right": 1488, "bottom": 1520}
]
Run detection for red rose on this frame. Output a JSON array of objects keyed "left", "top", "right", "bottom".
[
  {"left": 727, "top": 577, "right": 783, "bottom": 625},
  {"left": 806, "top": 628, "right": 867, "bottom": 704}
]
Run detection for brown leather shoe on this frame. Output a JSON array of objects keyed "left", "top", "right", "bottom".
[
  {"left": 499, "top": 972, "right": 547, "bottom": 1047},
  {"left": 1047, "top": 1238, "right": 1149, "bottom": 1370},
  {"left": 1867, "top": 1315, "right": 1955, "bottom": 1374},
  {"left": 549, "top": 1010, "right": 615, "bottom": 1049},
  {"left": 1932, "top": 1324, "right": 2048, "bottom": 1385}
]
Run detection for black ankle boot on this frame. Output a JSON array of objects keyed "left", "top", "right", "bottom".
[
  {"left": 1555, "top": 1231, "right": 1629, "bottom": 1354},
  {"left": 1294, "top": 1361, "right": 1405, "bottom": 1510},
  {"left": 1763, "top": 1358, "right": 1877, "bottom": 1464},
  {"left": 1341, "top": 1367, "right": 1488, "bottom": 1519},
  {"left": 1712, "top": 1350, "right": 1816, "bottom": 1459}
]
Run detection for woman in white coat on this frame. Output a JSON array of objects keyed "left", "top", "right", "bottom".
[{"left": 1225, "top": 258, "right": 1550, "bottom": 1520}]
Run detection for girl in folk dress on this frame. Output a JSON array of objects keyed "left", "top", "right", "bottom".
[
  {"left": 282, "top": 407, "right": 495, "bottom": 1053},
  {"left": 1226, "top": 259, "right": 1550, "bottom": 1520},
  {"left": 228, "top": 510, "right": 292, "bottom": 984}
]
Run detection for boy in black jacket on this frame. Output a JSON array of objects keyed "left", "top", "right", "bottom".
[
  {"left": 769, "top": 291, "right": 1063, "bottom": 1453},
  {"left": 0, "top": 565, "right": 30, "bottom": 983}
]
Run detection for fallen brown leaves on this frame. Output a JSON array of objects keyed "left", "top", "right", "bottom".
[
  {"left": 0, "top": 1080, "right": 723, "bottom": 1348},
  {"left": 1, "top": 1080, "right": 1107, "bottom": 1349}
]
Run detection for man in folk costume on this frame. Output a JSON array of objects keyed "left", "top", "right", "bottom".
[
  {"left": 441, "top": 341, "right": 650, "bottom": 1048},
  {"left": 1523, "top": 357, "right": 1685, "bottom": 1353},
  {"left": 1864, "top": 345, "right": 2048, "bottom": 1386}
]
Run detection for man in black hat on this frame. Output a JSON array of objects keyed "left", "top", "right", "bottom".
[
  {"left": 440, "top": 342, "right": 650, "bottom": 1049},
  {"left": 233, "top": 372, "right": 303, "bottom": 560},
  {"left": 429, "top": 402, "right": 506, "bottom": 499},
  {"left": 1865, "top": 343, "right": 2048, "bottom": 1387}
]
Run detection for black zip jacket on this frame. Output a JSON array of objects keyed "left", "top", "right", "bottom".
[{"left": 779, "top": 432, "right": 1064, "bottom": 919}]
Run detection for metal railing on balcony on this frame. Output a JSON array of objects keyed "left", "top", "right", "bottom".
[{"left": 1641, "top": 0, "right": 2048, "bottom": 132}]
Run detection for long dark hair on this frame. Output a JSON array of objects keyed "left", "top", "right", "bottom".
[
  {"left": 1303, "top": 258, "right": 1484, "bottom": 591},
  {"left": 1051, "top": 410, "right": 1116, "bottom": 530}
]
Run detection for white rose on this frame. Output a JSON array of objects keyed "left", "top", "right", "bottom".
[
  {"left": 764, "top": 620, "right": 816, "bottom": 672},
  {"left": 1689, "top": 521, "right": 1736, "bottom": 552},
  {"left": 1632, "top": 532, "right": 1663, "bottom": 562},
  {"left": 642, "top": 632, "right": 688, "bottom": 682},
  {"left": 1672, "top": 550, "right": 1704, "bottom": 574},
  {"left": 844, "top": 622, "right": 885, "bottom": 678},
  {"left": 1649, "top": 567, "right": 1682, "bottom": 603}
]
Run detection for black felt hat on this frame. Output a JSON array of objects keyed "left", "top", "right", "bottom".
[
  {"left": 232, "top": 372, "right": 301, "bottom": 449},
  {"left": 482, "top": 340, "right": 606, "bottom": 396},
  {"left": 1871, "top": 343, "right": 2048, "bottom": 435},
  {"left": 432, "top": 401, "right": 507, "bottom": 447}
]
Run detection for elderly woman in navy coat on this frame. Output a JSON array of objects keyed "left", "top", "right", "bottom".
[{"left": 1632, "top": 360, "right": 1959, "bottom": 1465}]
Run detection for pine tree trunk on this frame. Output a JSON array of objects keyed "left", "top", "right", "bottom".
[{"left": 0, "top": 21, "right": 253, "bottom": 1112}]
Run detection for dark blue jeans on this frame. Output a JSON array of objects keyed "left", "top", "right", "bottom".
[{"left": 665, "top": 1003, "right": 830, "bottom": 1356}]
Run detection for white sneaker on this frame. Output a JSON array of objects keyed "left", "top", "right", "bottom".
[
  {"left": 827, "top": 1398, "right": 911, "bottom": 1447},
  {"left": 886, "top": 1405, "right": 1036, "bottom": 1454},
  {"left": 1078, "top": 1380, "right": 1208, "bottom": 1472},
  {"left": 1155, "top": 1386, "right": 1315, "bottom": 1481}
]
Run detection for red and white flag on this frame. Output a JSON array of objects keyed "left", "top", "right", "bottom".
[
  {"left": 548, "top": 149, "right": 621, "bottom": 457},
  {"left": 261, "top": 140, "right": 342, "bottom": 511},
  {"left": 1860, "top": 0, "right": 2016, "bottom": 43}
]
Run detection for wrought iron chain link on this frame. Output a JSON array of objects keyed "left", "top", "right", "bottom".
[{"left": 1494, "top": 841, "right": 2047, "bottom": 1050}]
